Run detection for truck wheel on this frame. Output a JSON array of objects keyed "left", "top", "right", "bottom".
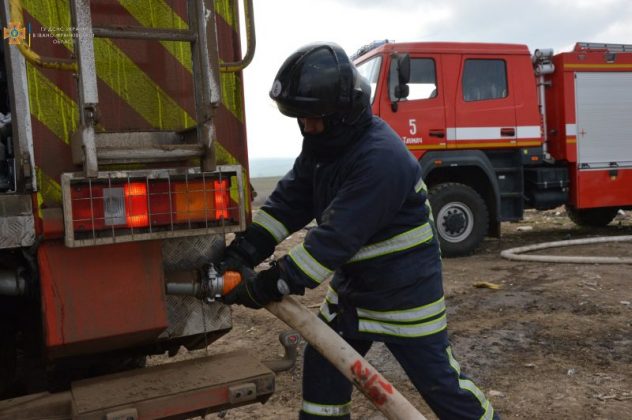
[
  {"left": 565, "top": 205, "right": 618, "bottom": 227},
  {"left": 429, "top": 183, "right": 489, "bottom": 257}
]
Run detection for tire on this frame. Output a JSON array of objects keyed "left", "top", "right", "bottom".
[
  {"left": 429, "top": 182, "right": 489, "bottom": 257},
  {"left": 565, "top": 205, "right": 618, "bottom": 227}
]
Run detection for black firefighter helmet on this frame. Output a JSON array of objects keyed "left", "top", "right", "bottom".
[{"left": 269, "top": 42, "right": 370, "bottom": 123}]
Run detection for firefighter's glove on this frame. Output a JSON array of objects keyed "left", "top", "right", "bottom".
[
  {"left": 219, "top": 233, "right": 274, "bottom": 274},
  {"left": 222, "top": 235, "right": 257, "bottom": 272},
  {"left": 223, "top": 263, "right": 286, "bottom": 309}
]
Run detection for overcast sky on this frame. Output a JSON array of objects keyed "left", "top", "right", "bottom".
[{"left": 242, "top": 0, "right": 632, "bottom": 159}]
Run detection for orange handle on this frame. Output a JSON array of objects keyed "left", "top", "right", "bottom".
[{"left": 222, "top": 271, "right": 243, "bottom": 295}]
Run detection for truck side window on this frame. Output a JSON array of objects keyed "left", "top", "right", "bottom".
[
  {"left": 389, "top": 58, "right": 437, "bottom": 101},
  {"left": 356, "top": 56, "right": 382, "bottom": 104},
  {"left": 462, "top": 59, "right": 507, "bottom": 102}
]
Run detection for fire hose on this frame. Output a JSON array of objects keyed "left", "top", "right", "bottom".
[
  {"left": 501, "top": 235, "right": 632, "bottom": 264},
  {"left": 166, "top": 266, "right": 426, "bottom": 420}
]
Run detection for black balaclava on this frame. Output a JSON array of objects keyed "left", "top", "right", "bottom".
[{"left": 300, "top": 93, "right": 373, "bottom": 160}]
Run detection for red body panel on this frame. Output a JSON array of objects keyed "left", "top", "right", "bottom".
[
  {"left": 542, "top": 55, "right": 571, "bottom": 161},
  {"left": 38, "top": 240, "right": 168, "bottom": 358},
  {"left": 571, "top": 168, "right": 632, "bottom": 208}
]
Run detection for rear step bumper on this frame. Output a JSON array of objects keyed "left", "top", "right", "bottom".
[{"left": 0, "top": 350, "right": 274, "bottom": 419}]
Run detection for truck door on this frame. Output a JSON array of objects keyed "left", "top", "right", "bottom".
[
  {"left": 380, "top": 55, "right": 446, "bottom": 155},
  {"left": 451, "top": 56, "right": 517, "bottom": 148}
]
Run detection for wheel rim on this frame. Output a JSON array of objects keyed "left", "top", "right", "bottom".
[{"left": 436, "top": 201, "right": 474, "bottom": 243}]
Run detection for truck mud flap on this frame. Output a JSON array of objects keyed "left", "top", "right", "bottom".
[{"left": 0, "top": 350, "right": 274, "bottom": 419}]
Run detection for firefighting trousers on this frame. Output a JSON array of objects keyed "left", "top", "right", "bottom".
[{"left": 299, "top": 329, "right": 498, "bottom": 420}]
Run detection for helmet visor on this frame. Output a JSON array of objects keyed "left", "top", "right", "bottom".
[{"left": 274, "top": 96, "right": 338, "bottom": 118}]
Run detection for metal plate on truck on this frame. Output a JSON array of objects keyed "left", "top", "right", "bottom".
[
  {"left": 71, "top": 350, "right": 274, "bottom": 419},
  {"left": 0, "top": 350, "right": 274, "bottom": 420},
  {"left": 575, "top": 72, "right": 632, "bottom": 168}
]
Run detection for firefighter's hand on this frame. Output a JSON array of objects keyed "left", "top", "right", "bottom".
[
  {"left": 223, "top": 264, "right": 285, "bottom": 309},
  {"left": 222, "top": 235, "right": 258, "bottom": 271},
  {"left": 219, "top": 252, "right": 249, "bottom": 276},
  {"left": 216, "top": 242, "right": 252, "bottom": 292}
]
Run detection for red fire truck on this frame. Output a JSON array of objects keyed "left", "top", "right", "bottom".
[
  {"left": 0, "top": 1, "right": 302, "bottom": 418},
  {"left": 353, "top": 41, "right": 632, "bottom": 256}
]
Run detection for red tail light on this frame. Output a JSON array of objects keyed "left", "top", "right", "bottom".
[
  {"left": 124, "top": 183, "right": 149, "bottom": 228},
  {"left": 63, "top": 168, "right": 244, "bottom": 247},
  {"left": 69, "top": 175, "right": 238, "bottom": 234},
  {"left": 214, "top": 180, "right": 229, "bottom": 220}
]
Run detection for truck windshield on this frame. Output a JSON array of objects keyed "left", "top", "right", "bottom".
[{"left": 356, "top": 56, "right": 382, "bottom": 104}]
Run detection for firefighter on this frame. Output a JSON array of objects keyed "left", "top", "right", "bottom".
[{"left": 221, "top": 42, "right": 498, "bottom": 420}]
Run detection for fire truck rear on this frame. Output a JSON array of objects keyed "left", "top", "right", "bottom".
[
  {"left": 0, "top": 0, "right": 279, "bottom": 418},
  {"left": 353, "top": 41, "right": 632, "bottom": 257}
]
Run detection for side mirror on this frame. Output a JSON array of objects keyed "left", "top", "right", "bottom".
[
  {"left": 394, "top": 84, "right": 409, "bottom": 99},
  {"left": 397, "top": 54, "right": 410, "bottom": 85},
  {"left": 390, "top": 53, "right": 410, "bottom": 111}
]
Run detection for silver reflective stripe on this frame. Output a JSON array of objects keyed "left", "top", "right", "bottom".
[
  {"left": 358, "top": 313, "right": 447, "bottom": 338},
  {"left": 481, "top": 400, "right": 494, "bottom": 420},
  {"left": 357, "top": 297, "right": 445, "bottom": 323},
  {"left": 319, "top": 287, "right": 339, "bottom": 322},
  {"left": 414, "top": 177, "right": 434, "bottom": 221},
  {"left": 319, "top": 301, "right": 337, "bottom": 322},
  {"left": 252, "top": 210, "right": 289, "bottom": 243},
  {"left": 415, "top": 177, "right": 428, "bottom": 193},
  {"left": 427, "top": 202, "right": 435, "bottom": 223},
  {"left": 302, "top": 400, "right": 351, "bottom": 417},
  {"left": 447, "top": 347, "right": 494, "bottom": 420},
  {"left": 289, "top": 243, "right": 333, "bottom": 285},
  {"left": 325, "top": 286, "right": 338, "bottom": 304},
  {"left": 348, "top": 223, "right": 433, "bottom": 263}
]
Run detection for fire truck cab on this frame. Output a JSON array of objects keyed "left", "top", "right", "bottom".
[{"left": 354, "top": 41, "right": 632, "bottom": 256}]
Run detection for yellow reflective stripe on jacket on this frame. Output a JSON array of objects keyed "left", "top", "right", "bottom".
[
  {"left": 319, "top": 287, "right": 339, "bottom": 322},
  {"left": 447, "top": 346, "right": 495, "bottom": 420},
  {"left": 358, "top": 313, "right": 447, "bottom": 338},
  {"left": 427, "top": 202, "right": 435, "bottom": 223},
  {"left": 302, "top": 400, "right": 351, "bottom": 417},
  {"left": 480, "top": 400, "right": 494, "bottom": 420},
  {"left": 357, "top": 296, "right": 445, "bottom": 323},
  {"left": 414, "top": 177, "right": 435, "bottom": 222},
  {"left": 348, "top": 223, "right": 433, "bottom": 263},
  {"left": 319, "top": 301, "right": 336, "bottom": 322},
  {"left": 415, "top": 177, "right": 428, "bottom": 193},
  {"left": 325, "top": 286, "right": 338, "bottom": 305},
  {"left": 252, "top": 210, "right": 289, "bottom": 243},
  {"left": 289, "top": 243, "right": 333, "bottom": 285}
]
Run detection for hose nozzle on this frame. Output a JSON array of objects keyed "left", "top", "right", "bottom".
[{"left": 165, "top": 263, "right": 242, "bottom": 301}]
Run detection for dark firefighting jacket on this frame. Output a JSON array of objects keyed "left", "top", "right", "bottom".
[{"left": 246, "top": 107, "right": 446, "bottom": 343}]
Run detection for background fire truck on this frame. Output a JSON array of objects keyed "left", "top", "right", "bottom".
[
  {"left": 354, "top": 41, "right": 632, "bottom": 257},
  {"left": 0, "top": 0, "right": 291, "bottom": 418}
]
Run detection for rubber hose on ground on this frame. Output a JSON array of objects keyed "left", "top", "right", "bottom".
[{"left": 500, "top": 235, "right": 632, "bottom": 264}]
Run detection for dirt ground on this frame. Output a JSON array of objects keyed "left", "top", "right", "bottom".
[{"left": 191, "top": 180, "right": 632, "bottom": 419}]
